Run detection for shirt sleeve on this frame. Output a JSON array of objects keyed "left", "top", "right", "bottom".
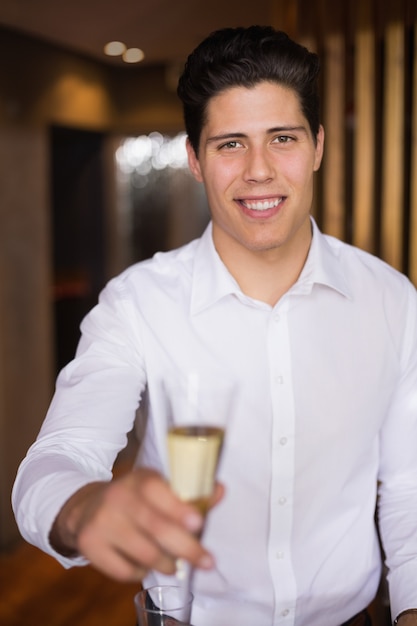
[
  {"left": 12, "top": 274, "right": 147, "bottom": 567},
  {"left": 377, "top": 280, "right": 417, "bottom": 618}
]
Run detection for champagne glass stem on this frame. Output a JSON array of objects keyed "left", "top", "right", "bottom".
[{"left": 176, "top": 557, "right": 194, "bottom": 613}]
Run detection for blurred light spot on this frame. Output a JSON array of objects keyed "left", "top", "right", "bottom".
[
  {"left": 104, "top": 41, "right": 126, "bottom": 56},
  {"left": 123, "top": 48, "right": 145, "bottom": 63},
  {"left": 116, "top": 132, "right": 189, "bottom": 174}
]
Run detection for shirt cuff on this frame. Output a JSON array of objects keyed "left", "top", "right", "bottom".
[
  {"left": 389, "top": 561, "right": 417, "bottom": 622},
  {"left": 13, "top": 468, "right": 105, "bottom": 568}
]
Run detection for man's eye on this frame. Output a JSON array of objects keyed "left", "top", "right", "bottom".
[
  {"left": 219, "top": 141, "right": 241, "bottom": 150},
  {"left": 274, "top": 135, "right": 293, "bottom": 144}
]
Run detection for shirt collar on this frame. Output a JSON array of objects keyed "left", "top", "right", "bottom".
[
  {"left": 191, "top": 223, "right": 242, "bottom": 315},
  {"left": 301, "top": 218, "right": 353, "bottom": 299},
  {"left": 190, "top": 218, "right": 352, "bottom": 315}
]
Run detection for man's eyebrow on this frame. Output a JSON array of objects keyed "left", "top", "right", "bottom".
[
  {"left": 205, "top": 126, "right": 309, "bottom": 144},
  {"left": 268, "top": 125, "right": 309, "bottom": 134},
  {"left": 206, "top": 132, "right": 247, "bottom": 144}
]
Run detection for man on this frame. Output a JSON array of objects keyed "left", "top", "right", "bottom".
[{"left": 12, "top": 26, "right": 417, "bottom": 625}]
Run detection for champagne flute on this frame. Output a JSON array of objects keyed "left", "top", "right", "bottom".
[{"left": 164, "top": 374, "right": 235, "bottom": 606}]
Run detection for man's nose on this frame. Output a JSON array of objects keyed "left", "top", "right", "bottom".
[{"left": 243, "top": 147, "right": 274, "bottom": 183}]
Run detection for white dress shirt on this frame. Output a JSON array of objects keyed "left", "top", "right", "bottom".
[{"left": 13, "top": 219, "right": 417, "bottom": 625}]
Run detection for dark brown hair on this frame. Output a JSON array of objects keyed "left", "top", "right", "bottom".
[{"left": 177, "top": 26, "right": 321, "bottom": 154}]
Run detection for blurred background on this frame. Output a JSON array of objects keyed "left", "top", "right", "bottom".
[{"left": 0, "top": 0, "right": 415, "bottom": 623}]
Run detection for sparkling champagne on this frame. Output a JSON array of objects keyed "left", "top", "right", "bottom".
[{"left": 167, "top": 425, "right": 224, "bottom": 512}]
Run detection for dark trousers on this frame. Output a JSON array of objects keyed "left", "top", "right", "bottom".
[{"left": 341, "top": 609, "right": 372, "bottom": 626}]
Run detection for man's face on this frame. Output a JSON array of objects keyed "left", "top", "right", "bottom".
[{"left": 186, "top": 81, "right": 324, "bottom": 261}]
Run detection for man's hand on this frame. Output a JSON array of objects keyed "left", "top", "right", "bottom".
[
  {"left": 396, "top": 616, "right": 417, "bottom": 625},
  {"left": 49, "top": 467, "right": 224, "bottom": 582}
]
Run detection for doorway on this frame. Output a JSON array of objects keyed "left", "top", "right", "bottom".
[{"left": 50, "top": 125, "right": 106, "bottom": 374}]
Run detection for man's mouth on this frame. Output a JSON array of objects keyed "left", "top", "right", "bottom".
[{"left": 239, "top": 197, "right": 285, "bottom": 211}]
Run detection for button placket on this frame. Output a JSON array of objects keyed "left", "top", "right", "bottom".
[{"left": 267, "top": 304, "right": 297, "bottom": 623}]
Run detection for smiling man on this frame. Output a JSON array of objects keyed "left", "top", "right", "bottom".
[{"left": 13, "top": 26, "right": 417, "bottom": 626}]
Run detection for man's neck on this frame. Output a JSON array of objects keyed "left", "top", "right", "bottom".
[{"left": 213, "top": 223, "right": 312, "bottom": 307}]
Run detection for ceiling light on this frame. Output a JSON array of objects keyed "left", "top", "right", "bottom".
[
  {"left": 123, "top": 48, "right": 145, "bottom": 63},
  {"left": 104, "top": 41, "right": 126, "bottom": 56}
]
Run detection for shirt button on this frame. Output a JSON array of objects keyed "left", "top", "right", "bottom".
[
  {"left": 274, "top": 313, "right": 280, "bottom": 322},
  {"left": 281, "top": 609, "right": 290, "bottom": 617},
  {"left": 276, "top": 551, "right": 284, "bottom": 559},
  {"left": 279, "top": 437, "right": 288, "bottom": 445},
  {"left": 275, "top": 375, "right": 284, "bottom": 384},
  {"left": 278, "top": 496, "right": 287, "bottom": 505}
]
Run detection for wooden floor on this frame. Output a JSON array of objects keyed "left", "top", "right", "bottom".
[
  {"left": 0, "top": 445, "right": 142, "bottom": 626},
  {"left": 0, "top": 540, "right": 140, "bottom": 626}
]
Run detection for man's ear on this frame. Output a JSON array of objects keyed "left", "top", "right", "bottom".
[
  {"left": 313, "top": 125, "right": 325, "bottom": 172},
  {"left": 186, "top": 138, "right": 203, "bottom": 183}
]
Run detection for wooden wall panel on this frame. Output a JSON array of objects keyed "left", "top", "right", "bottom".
[
  {"left": 410, "top": 20, "right": 417, "bottom": 284},
  {"left": 319, "top": 0, "right": 346, "bottom": 239},
  {"left": 380, "top": 18, "right": 405, "bottom": 270},
  {"left": 352, "top": 1, "right": 376, "bottom": 253}
]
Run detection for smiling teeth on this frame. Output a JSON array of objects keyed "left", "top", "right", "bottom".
[{"left": 243, "top": 198, "right": 282, "bottom": 211}]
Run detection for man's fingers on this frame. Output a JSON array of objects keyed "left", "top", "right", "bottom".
[
  {"left": 129, "top": 493, "right": 213, "bottom": 569},
  {"left": 134, "top": 468, "right": 204, "bottom": 533},
  {"left": 210, "top": 482, "right": 225, "bottom": 508}
]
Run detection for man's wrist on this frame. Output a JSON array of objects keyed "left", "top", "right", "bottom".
[
  {"left": 393, "top": 609, "right": 417, "bottom": 625},
  {"left": 49, "top": 481, "right": 105, "bottom": 557}
]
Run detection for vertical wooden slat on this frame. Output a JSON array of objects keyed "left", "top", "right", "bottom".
[
  {"left": 381, "top": 7, "right": 405, "bottom": 270},
  {"left": 409, "top": 18, "right": 417, "bottom": 285},
  {"left": 269, "top": 0, "right": 299, "bottom": 38},
  {"left": 320, "top": 0, "right": 346, "bottom": 239},
  {"left": 296, "top": 0, "right": 319, "bottom": 52},
  {"left": 295, "top": 0, "right": 321, "bottom": 219},
  {"left": 352, "top": 1, "right": 376, "bottom": 254}
]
